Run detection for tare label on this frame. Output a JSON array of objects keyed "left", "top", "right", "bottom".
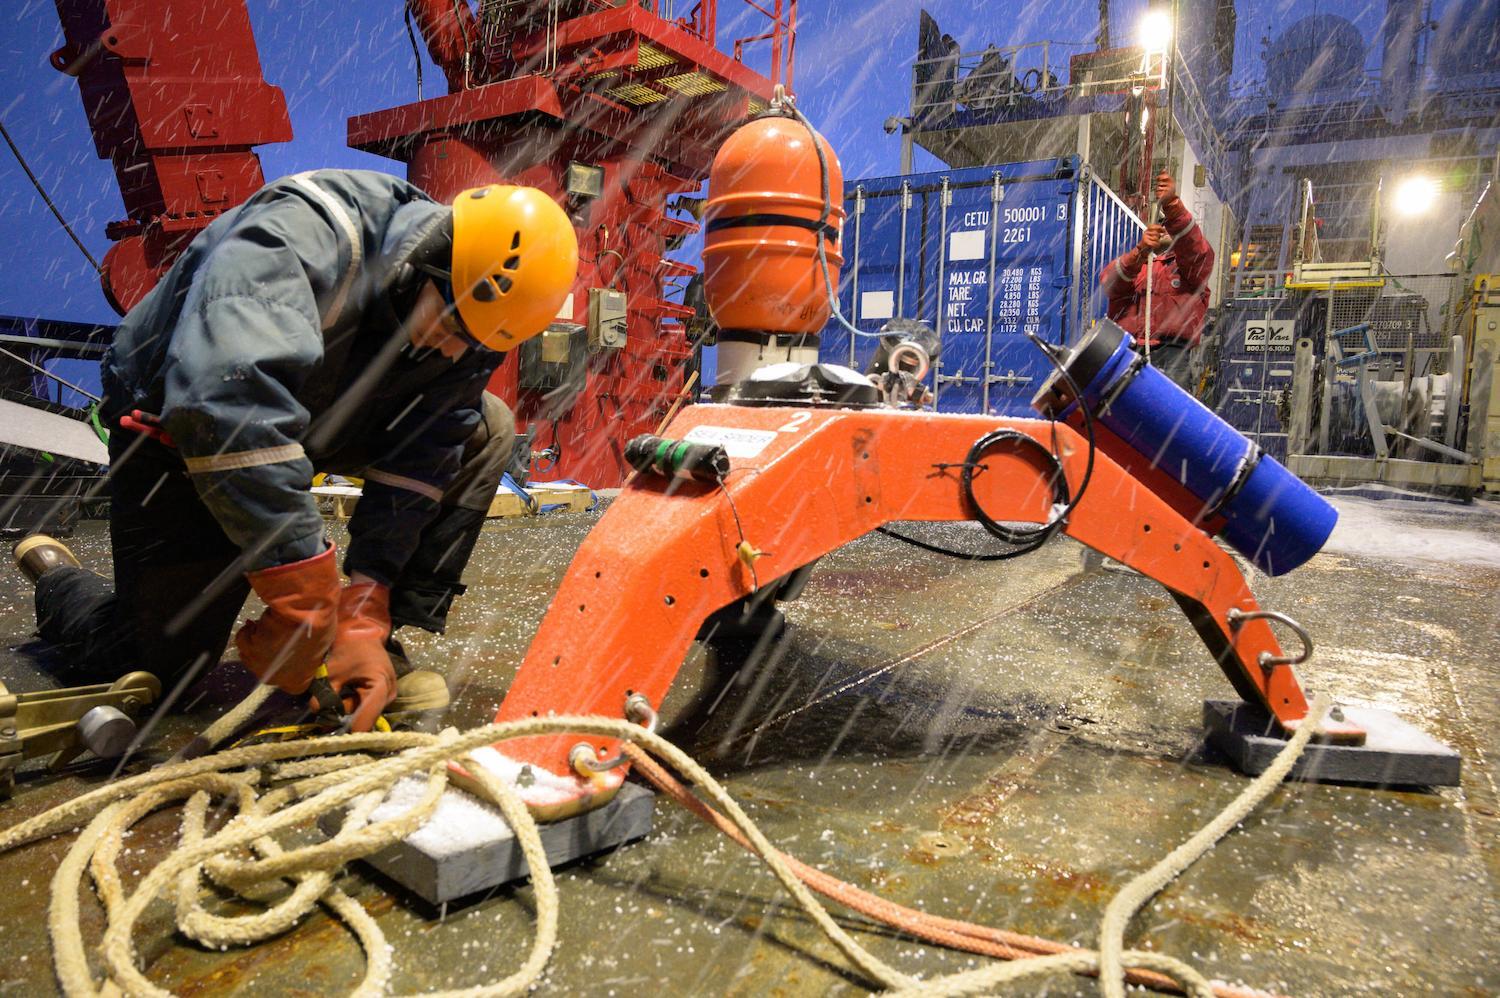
[
  {"left": 684, "top": 425, "right": 779, "bottom": 458},
  {"left": 1244, "top": 318, "right": 1294, "bottom": 353}
]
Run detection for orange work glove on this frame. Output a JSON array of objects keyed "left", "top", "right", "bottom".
[
  {"left": 236, "top": 543, "right": 340, "bottom": 694},
  {"left": 322, "top": 582, "right": 398, "bottom": 732}
]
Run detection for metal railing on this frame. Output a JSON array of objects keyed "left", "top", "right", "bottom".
[
  {"left": 729, "top": 0, "right": 796, "bottom": 90},
  {"left": 908, "top": 41, "right": 1226, "bottom": 196},
  {"left": 1077, "top": 171, "right": 1145, "bottom": 335},
  {"left": 909, "top": 40, "right": 1148, "bottom": 123},
  {"left": 1165, "top": 53, "right": 1228, "bottom": 197},
  {"left": 476, "top": 0, "right": 795, "bottom": 89}
]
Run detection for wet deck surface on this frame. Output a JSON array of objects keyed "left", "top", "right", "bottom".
[{"left": 0, "top": 495, "right": 1496, "bottom": 996}]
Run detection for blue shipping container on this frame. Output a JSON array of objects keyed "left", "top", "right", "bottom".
[{"left": 821, "top": 156, "right": 1143, "bottom": 415}]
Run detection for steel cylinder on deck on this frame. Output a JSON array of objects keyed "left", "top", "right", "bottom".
[{"left": 703, "top": 115, "right": 845, "bottom": 335}]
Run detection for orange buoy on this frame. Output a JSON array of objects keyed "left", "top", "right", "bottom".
[{"left": 702, "top": 114, "right": 845, "bottom": 336}]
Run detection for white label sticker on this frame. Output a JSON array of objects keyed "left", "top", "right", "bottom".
[
  {"left": 556, "top": 293, "right": 575, "bottom": 319},
  {"left": 948, "top": 229, "right": 986, "bottom": 261},
  {"left": 1244, "top": 318, "right": 1294, "bottom": 352},
  {"left": 860, "top": 290, "right": 895, "bottom": 320},
  {"left": 684, "top": 425, "right": 780, "bottom": 458}
]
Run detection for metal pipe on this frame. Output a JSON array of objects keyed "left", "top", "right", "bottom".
[
  {"left": 897, "top": 180, "right": 911, "bottom": 315},
  {"left": 407, "top": 0, "right": 479, "bottom": 91}
]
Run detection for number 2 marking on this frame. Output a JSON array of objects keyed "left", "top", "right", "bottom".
[{"left": 778, "top": 412, "right": 812, "bottom": 432}]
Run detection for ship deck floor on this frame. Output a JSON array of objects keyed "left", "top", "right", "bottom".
[{"left": 0, "top": 493, "right": 1496, "bottom": 996}]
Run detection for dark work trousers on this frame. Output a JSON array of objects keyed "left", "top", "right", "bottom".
[
  {"left": 385, "top": 393, "right": 514, "bottom": 633},
  {"left": 1145, "top": 341, "right": 1198, "bottom": 394},
  {"left": 32, "top": 393, "right": 514, "bottom": 687}
]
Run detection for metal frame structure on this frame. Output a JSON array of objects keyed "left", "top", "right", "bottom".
[
  {"left": 48, "top": 0, "right": 798, "bottom": 485},
  {"left": 48, "top": 0, "right": 294, "bottom": 313},
  {"left": 480, "top": 403, "right": 1364, "bottom": 815},
  {"left": 1282, "top": 273, "right": 1489, "bottom": 493}
]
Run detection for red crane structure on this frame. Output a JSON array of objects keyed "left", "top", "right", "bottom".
[{"left": 48, "top": 0, "right": 794, "bottom": 484}]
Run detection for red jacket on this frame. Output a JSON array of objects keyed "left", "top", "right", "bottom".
[{"left": 1100, "top": 197, "right": 1214, "bottom": 347}]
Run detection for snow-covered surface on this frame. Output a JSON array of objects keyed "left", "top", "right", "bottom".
[
  {"left": 367, "top": 775, "right": 514, "bottom": 858},
  {"left": 364, "top": 747, "right": 587, "bottom": 857},
  {"left": 465, "top": 745, "right": 589, "bottom": 807},
  {"left": 0, "top": 399, "right": 108, "bottom": 465},
  {"left": 1322, "top": 495, "right": 1500, "bottom": 568}
]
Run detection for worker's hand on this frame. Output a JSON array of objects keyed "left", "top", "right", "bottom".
[
  {"left": 236, "top": 544, "right": 340, "bottom": 694},
  {"left": 1154, "top": 170, "right": 1177, "bottom": 206},
  {"left": 322, "top": 581, "right": 398, "bottom": 732},
  {"left": 1135, "top": 224, "right": 1170, "bottom": 255}
]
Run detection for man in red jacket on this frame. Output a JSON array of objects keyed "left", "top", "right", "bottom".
[{"left": 1099, "top": 171, "right": 1215, "bottom": 391}]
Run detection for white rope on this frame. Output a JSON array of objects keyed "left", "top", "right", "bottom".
[{"left": 1, "top": 699, "right": 1328, "bottom": 998}]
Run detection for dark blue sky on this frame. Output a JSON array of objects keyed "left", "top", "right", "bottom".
[{"left": 0, "top": 0, "right": 1400, "bottom": 327}]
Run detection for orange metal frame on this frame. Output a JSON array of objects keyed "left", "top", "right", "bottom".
[{"left": 488, "top": 404, "right": 1364, "bottom": 805}]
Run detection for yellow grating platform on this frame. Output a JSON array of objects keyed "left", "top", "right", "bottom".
[
  {"left": 659, "top": 72, "right": 727, "bottom": 96},
  {"left": 636, "top": 42, "right": 676, "bottom": 70},
  {"left": 606, "top": 81, "right": 669, "bottom": 105}
]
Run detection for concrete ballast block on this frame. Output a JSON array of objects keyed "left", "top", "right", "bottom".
[{"left": 321, "top": 781, "right": 654, "bottom": 906}]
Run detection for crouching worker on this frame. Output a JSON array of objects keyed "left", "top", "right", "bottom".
[
  {"left": 11, "top": 170, "right": 578, "bottom": 731},
  {"left": 1099, "top": 170, "right": 1214, "bottom": 392}
]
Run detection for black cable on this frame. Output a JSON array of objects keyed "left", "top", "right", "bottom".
[
  {"left": 876, "top": 334, "right": 1097, "bottom": 562},
  {"left": 452, "top": 0, "right": 475, "bottom": 87},
  {"left": 597, "top": 247, "right": 626, "bottom": 290},
  {"left": 0, "top": 118, "right": 102, "bottom": 274},
  {"left": 403, "top": 1, "right": 424, "bottom": 101},
  {"left": 874, "top": 431, "right": 1065, "bottom": 562}
]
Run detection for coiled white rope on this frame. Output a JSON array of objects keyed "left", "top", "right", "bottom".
[{"left": 1, "top": 696, "right": 1329, "bottom": 997}]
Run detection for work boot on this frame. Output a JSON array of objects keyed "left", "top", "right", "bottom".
[
  {"left": 13, "top": 534, "right": 81, "bottom": 584},
  {"left": 385, "top": 637, "right": 451, "bottom": 714}
]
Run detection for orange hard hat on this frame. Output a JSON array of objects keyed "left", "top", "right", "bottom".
[{"left": 450, "top": 185, "right": 579, "bottom": 350}]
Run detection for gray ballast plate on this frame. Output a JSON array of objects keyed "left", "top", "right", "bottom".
[
  {"left": 320, "top": 782, "right": 654, "bottom": 907},
  {"left": 1204, "top": 700, "right": 1461, "bottom": 786}
]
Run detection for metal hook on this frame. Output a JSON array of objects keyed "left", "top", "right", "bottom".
[
  {"left": 569, "top": 693, "right": 658, "bottom": 776},
  {"left": 1226, "top": 607, "right": 1314, "bottom": 669}
]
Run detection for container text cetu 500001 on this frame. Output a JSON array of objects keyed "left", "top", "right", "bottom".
[{"left": 819, "top": 158, "right": 1144, "bottom": 415}]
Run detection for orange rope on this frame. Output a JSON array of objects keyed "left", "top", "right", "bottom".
[{"left": 622, "top": 744, "right": 1283, "bottom": 998}]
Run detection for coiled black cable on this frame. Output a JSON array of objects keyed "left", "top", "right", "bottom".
[{"left": 876, "top": 333, "right": 1098, "bottom": 561}]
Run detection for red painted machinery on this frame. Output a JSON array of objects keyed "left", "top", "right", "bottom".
[
  {"left": 48, "top": 0, "right": 293, "bottom": 313},
  {"left": 50, "top": 0, "right": 793, "bottom": 485},
  {"left": 350, "top": 0, "right": 792, "bottom": 484}
]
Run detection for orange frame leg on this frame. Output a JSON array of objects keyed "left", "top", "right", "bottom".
[{"left": 489, "top": 405, "right": 1364, "bottom": 803}]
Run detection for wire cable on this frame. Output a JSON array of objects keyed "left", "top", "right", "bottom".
[
  {"left": 0, "top": 344, "right": 102, "bottom": 402},
  {"left": 402, "top": 0, "right": 425, "bottom": 101},
  {"left": 0, "top": 118, "right": 102, "bottom": 274},
  {"left": 877, "top": 333, "right": 1097, "bottom": 561},
  {"left": 776, "top": 91, "right": 888, "bottom": 341}
]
